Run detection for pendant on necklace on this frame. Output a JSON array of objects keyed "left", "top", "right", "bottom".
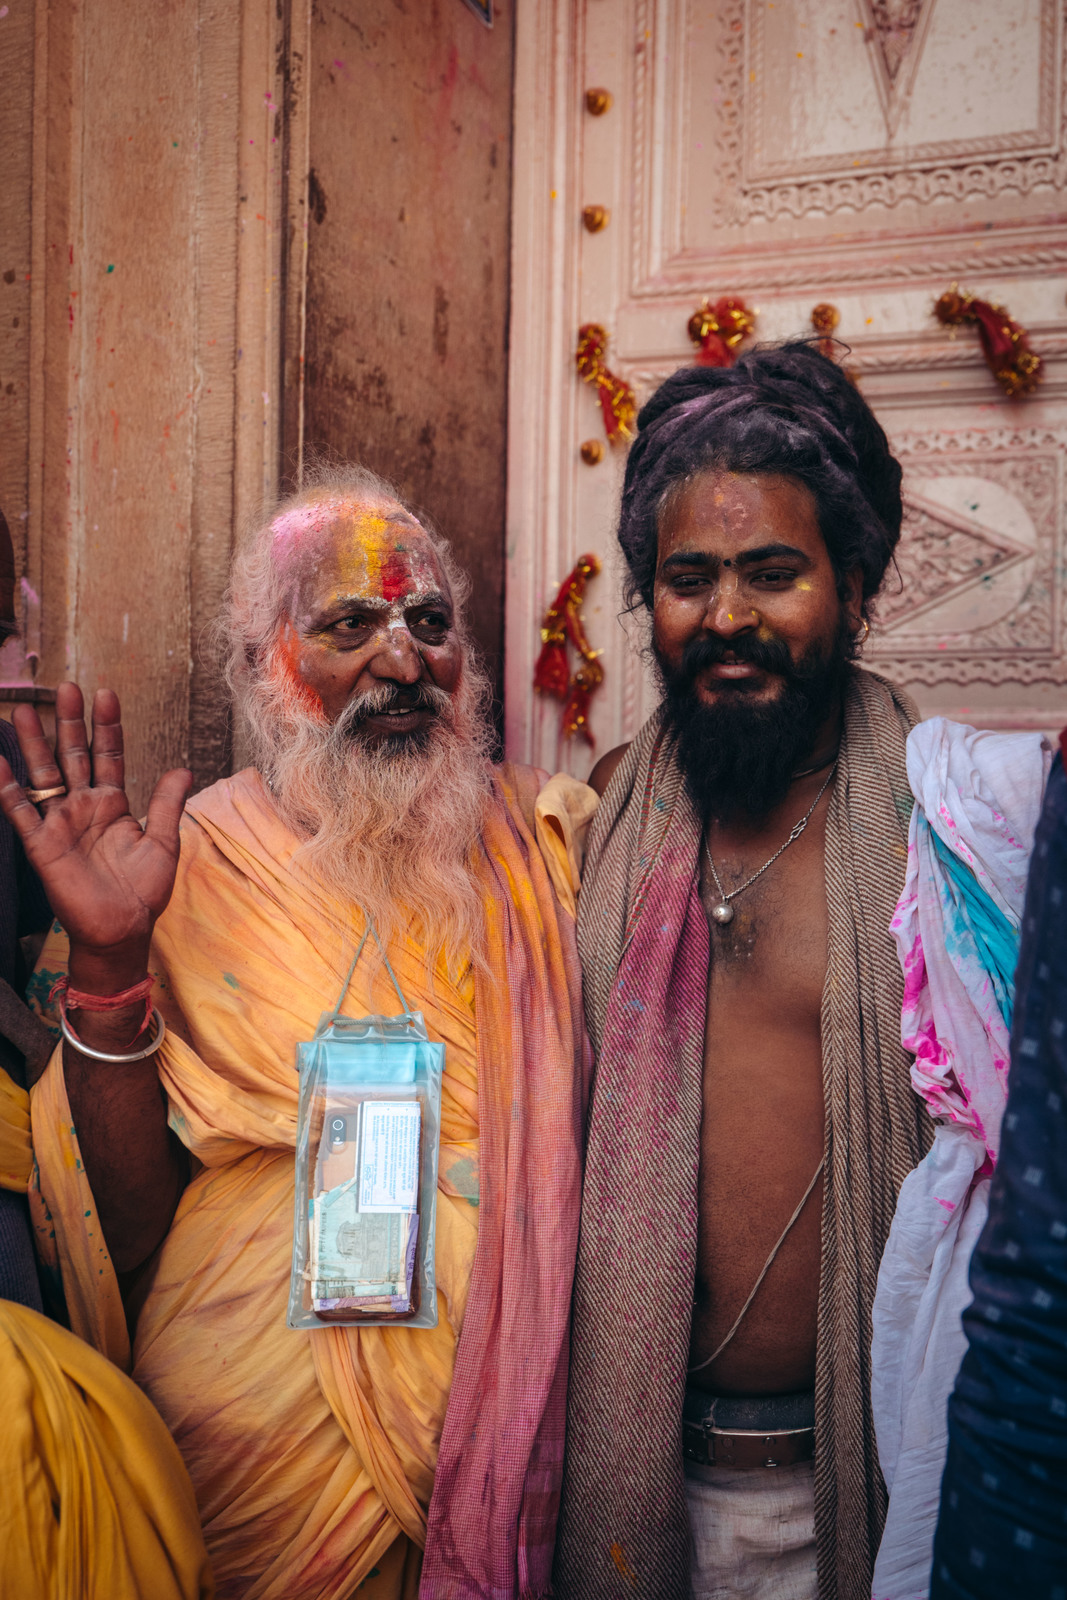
[{"left": 711, "top": 901, "right": 735, "bottom": 925}]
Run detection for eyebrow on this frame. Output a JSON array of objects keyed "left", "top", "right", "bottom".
[
  {"left": 660, "top": 543, "right": 811, "bottom": 571},
  {"left": 308, "top": 590, "right": 452, "bottom": 627}
]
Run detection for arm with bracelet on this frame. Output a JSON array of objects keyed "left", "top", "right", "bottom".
[{"left": 0, "top": 681, "right": 192, "bottom": 1274}]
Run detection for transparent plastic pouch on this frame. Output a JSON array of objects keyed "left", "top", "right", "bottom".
[{"left": 287, "top": 928, "right": 442, "bottom": 1331}]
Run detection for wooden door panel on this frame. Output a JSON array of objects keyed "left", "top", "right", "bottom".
[{"left": 507, "top": 0, "right": 1067, "bottom": 773}]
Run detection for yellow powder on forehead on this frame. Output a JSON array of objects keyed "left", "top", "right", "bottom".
[
  {"left": 271, "top": 494, "right": 403, "bottom": 548},
  {"left": 273, "top": 495, "right": 444, "bottom": 626},
  {"left": 272, "top": 495, "right": 428, "bottom": 585}
]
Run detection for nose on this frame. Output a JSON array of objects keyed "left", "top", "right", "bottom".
[
  {"left": 367, "top": 624, "right": 423, "bottom": 685},
  {"left": 704, "top": 572, "right": 757, "bottom": 642}
]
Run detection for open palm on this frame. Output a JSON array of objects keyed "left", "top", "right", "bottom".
[{"left": 0, "top": 683, "right": 191, "bottom": 956}]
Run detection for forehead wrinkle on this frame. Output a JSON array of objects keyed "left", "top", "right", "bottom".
[
  {"left": 320, "top": 586, "right": 449, "bottom": 615},
  {"left": 275, "top": 519, "right": 444, "bottom": 618}
]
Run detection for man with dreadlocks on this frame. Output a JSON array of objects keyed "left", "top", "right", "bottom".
[{"left": 554, "top": 343, "right": 933, "bottom": 1600}]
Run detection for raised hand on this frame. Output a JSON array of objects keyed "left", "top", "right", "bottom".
[
  {"left": 0, "top": 682, "right": 192, "bottom": 968},
  {"left": 0, "top": 683, "right": 193, "bottom": 1274}
]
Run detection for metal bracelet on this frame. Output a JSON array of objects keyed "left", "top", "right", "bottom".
[{"left": 59, "top": 1004, "right": 166, "bottom": 1063}]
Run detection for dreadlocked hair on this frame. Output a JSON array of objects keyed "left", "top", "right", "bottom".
[{"left": 618, "top": 340, "right": 902, "bottom": 617}]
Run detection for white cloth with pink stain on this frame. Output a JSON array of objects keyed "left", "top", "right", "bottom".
[{"left": 871, "top": 717, "right": 1050, "bottom": 1600}]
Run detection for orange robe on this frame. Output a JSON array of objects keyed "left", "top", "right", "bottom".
[{"left": 29, "top": 765, "right": 593, "bottom": 1600}]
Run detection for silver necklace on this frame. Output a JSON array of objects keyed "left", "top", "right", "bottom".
[{"left": 704, "top": 765, "right": 836, "bottom": 926}]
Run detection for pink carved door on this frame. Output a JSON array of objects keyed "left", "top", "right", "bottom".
[{"left": 506, "top": 0, "right": 1067, "bottom": 774}]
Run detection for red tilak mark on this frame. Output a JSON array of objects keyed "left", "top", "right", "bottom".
[{"left": 380, "top": 550, "right": 411, "bottom": 604}]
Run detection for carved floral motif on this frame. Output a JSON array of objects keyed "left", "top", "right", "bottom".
[
  {"left": 859, "top": 0, "right": 934, "bottom": 141},
  {"left": 868, "top": 438, "right": 1066, "bottom": 686}
]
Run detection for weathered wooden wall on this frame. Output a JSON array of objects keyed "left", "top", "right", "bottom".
[
  {"left": 0, "top": 0, "right": 308, "bottom": 813},
  {"left": 303, "top": 0, "right": 513, "bottom": 707},
  {"left": 0, "top": 0, "right": 512, "bottom": 806},
  {"left": 0, "top": 1, "right": 35, "bottom": 626}
]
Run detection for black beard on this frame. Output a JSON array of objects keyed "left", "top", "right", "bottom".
[{"left": 655, "top": 619, "right": 853, "bottom": 826}]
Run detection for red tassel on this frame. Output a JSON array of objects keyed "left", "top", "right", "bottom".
[
  {"left": 687, "top": 297, "right": 756, "bottom": 367},
  {"left": 533, "top": 637, "right": 570, "bottom": 700},
  {"left": 533, "top": 554, "right": 604, "bottom": 746},
  {"left": 934, "top": 285, "right": 1043, "bottom": 398},
  {"left": 576, "top": 325, "right": 636, "bottom": 443}
]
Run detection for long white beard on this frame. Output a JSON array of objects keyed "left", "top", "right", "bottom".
[{"left": 240, "top": 653, "right": 494, "bottom": 973}]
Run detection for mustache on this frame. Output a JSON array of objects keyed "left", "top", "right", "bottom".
[
  {"left": 336, "top": 681, "right": 455, "bottom": 735},
  {"left": 671, "top": 629, "right": 799, "bottom": 686}
]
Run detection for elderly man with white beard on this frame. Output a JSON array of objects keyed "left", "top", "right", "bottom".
[{"left": 0, "top": 468, "right": 593, "bottom": 1600}]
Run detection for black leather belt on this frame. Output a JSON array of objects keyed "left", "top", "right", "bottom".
[{"left": 682, "top": 1388, "right": 815, "bottom": 1471}]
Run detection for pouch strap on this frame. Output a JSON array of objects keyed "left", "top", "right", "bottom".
[{"left": 326, "top": 916, "right": 412, "bottom": 1024}]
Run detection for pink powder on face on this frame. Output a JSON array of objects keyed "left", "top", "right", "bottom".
[{"left": 270, "top": 502, "right": 336, "bottom": 549}]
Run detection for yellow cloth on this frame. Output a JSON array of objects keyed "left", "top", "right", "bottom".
[
  {"left": 30, "top": 766, "right": 590, "bottom": 1600},
  {"left": 0, "top": 1298, "right": 213, "bottom": 1600},
  {"left": 0, "top": 1067, "right": 31, "bottom": 1192},
  {"left": 534, "top": 772, "right": 598, "bottom": 919}
]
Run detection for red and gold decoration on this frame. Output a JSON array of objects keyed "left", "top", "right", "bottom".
[
  {"left": 934, "top": 285, "right": 1043, "bottom": 398},
  {"left": 534, "top": 554, "right": 604, "bottom": 746},
  {"left": 687, "top": 296, "right": 756, "bottom": 367},
  {"left": 576, "top": 324, "right": 636, "bottom": 444}
]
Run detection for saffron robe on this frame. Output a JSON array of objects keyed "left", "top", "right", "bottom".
[
  {"left": 0, "top": 1299, "right": 213, "bottom": 1600},
  {"left": 29, "top": 764, "right": 592, "bottom": 1600}
]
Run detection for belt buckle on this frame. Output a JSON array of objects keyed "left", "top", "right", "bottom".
[
  {"left": 681, "top": 1416, "right": 715, "bottom": 1466},
  {"left": 683, "top": 1422, "right": 810, "bottom": 1470}
]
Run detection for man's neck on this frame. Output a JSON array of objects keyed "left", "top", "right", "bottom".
[{"left": 788, "top": 690, "right": 845, "bottom": 780}]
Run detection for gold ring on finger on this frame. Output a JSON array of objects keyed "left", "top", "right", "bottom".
[{"left": 26, "top": 785, "right": 67, "bottom": 804}]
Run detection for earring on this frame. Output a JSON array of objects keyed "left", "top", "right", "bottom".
[{"left": 856, "top": 617, "right": 870, "bottom": 648}]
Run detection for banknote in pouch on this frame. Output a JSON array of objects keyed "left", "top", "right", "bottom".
[{"left": 311, "top": 1101, "right": 422, "bottom": 1317}]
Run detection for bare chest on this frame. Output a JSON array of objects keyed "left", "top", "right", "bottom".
[
  {"left": 690, "top": 810, "right": 829, "bottom": 1391},
  {"left": 700, "top": 811, "right": 828, "bottom": 1022}
]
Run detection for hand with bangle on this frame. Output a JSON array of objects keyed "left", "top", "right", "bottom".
[
  {"left": 0, "top": 682, "right": 190, "bottom": 1056},
  {"left": 0, "top": 682, "right": 192, "bottom": 1271}
]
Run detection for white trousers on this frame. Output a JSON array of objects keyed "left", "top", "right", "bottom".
[{"left": 684, "top": 1459, "right": 818, "bottom": 1600}]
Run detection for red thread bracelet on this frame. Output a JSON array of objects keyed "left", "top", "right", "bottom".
[{"left": 50, "top": 976, "right": 155, "bottom": 1039}]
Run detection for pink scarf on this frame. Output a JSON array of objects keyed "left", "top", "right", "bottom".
[{"left": 421, "top": 765, "right": 592, "bottom": 1598}]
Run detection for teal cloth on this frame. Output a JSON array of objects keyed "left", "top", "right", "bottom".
[{"left": 930, "top": 824, "right": 1018, "bottom": 1033}]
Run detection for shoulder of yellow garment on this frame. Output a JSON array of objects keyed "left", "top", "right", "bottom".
[
  {"left": 533, "top": 773, "right": 599, "bottom": 920},
  {"left": 0, "top": 1300, "right": 213, "bottom": 1600}
]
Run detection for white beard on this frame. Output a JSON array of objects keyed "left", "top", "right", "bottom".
[{"left": 240, "top": 654, "right": 495, "bottom": 974}]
